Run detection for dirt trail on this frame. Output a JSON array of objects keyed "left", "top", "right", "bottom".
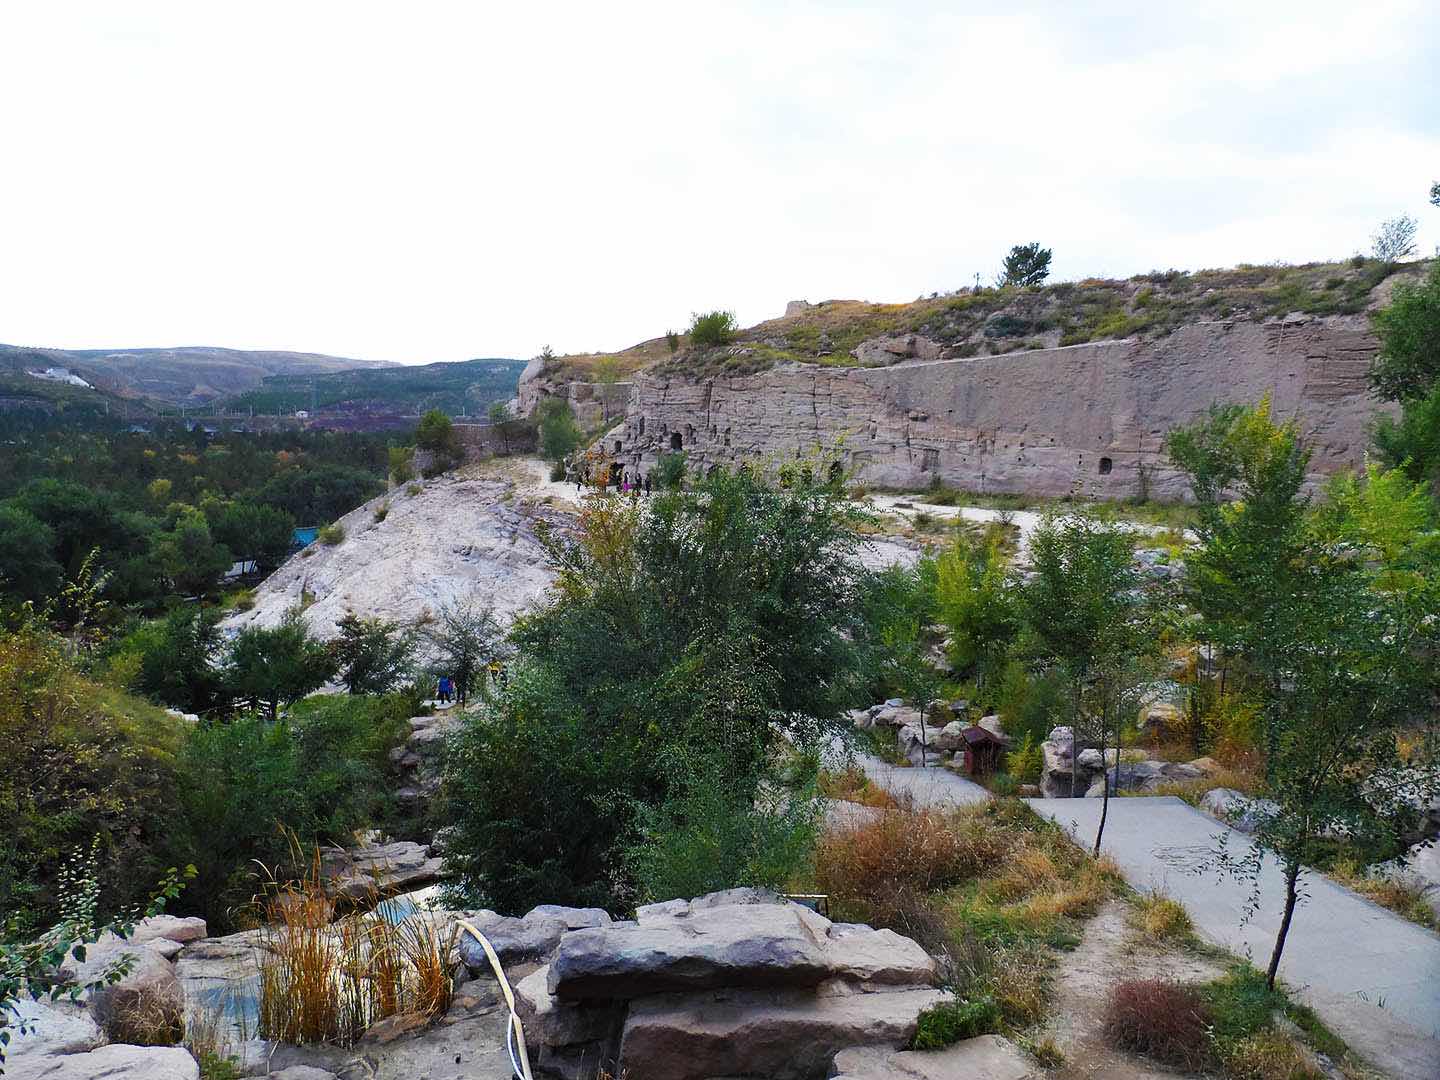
[{"left": 1040, "top": 900, "right": 1225, "bottom": 1080}]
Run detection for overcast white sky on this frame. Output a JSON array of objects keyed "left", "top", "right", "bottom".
[{"left": 2, "top": 1, "right": 1437, "bottom": 364}]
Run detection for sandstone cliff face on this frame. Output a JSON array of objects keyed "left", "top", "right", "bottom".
[{"left": 611, "top": 315, "right": 1388, "bottom": 499}]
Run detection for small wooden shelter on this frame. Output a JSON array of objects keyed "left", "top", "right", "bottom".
[{"left": 958, "top": 725, "right": 1007, "bottom": 778}]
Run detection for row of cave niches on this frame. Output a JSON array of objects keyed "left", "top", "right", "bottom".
[{"left": 634, "top": 416, "right": 732, "bottom": 452}]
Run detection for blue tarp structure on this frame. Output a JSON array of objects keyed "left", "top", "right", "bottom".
[{"left": 292, "top": 526, "right": 320, "bottom": 549}]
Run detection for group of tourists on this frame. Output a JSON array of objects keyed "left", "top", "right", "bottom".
[
  {"left": 571, "top": 465, "right": 653, "bottom": 496},
  {"left": 435, "top": 660, "right": 507, "bottom": 706}
]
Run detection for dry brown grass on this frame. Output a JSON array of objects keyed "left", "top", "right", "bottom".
[
  {"left": 1328, "top": 859, "right": 1440, "bottom": 932},
  {"left": 1218, "top": 1030, "right": 1325, "bottom": 1080},
  {"left": 1132, "top": 891, "right": 1195, "bottom": 941},
  {"left": 95, "top": 982, "right": 185, "bottom": 1046},
  {"left": 814, "top": 804, "right": 1014, "bottom": 931},
  {"left": 817, "top": 765, "right": 899, "bottom": 809},
  {"left": 256, "top": 850, "right": 458, "bottom": 1046}
]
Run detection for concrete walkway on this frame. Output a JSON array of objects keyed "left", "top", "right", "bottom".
[
  {"left": 854, "top": 754, "right": 990, "bottom": 807},
  {"left": 1028, "top": 796, "right": 1440, "bottom": 1077}
]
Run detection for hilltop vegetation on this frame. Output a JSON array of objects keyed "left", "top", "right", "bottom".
[
  {"left": 540, "top": 257, "right": 1419, "bottom": 384},
  {"left": 227, "top": 357, "right": 526, "bottom": 417}
]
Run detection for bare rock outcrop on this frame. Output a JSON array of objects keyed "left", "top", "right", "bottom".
[{"left": 222, "top": 473, "right": 566, "bottom": 641}]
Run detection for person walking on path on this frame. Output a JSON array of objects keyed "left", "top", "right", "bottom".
[
  {"left": 644, "top": 472, "right": 652, "bottom": 495},
  {"left": 437, "top": 676, "right": 452, "bottom": 704}
]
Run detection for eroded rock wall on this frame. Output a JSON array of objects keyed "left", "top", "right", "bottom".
[{"left": 613, "top": 315, "right": 1387, "bottom": 499}]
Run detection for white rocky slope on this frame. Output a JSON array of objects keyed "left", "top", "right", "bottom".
[
  {"left": 222, "top": 470, "right": 569, "bottom": 641},
  {"left": 224, "top": 458, "right": 922, "bottom": 641}
]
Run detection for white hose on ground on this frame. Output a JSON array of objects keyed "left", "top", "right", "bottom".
[{"left": 456, "top": 918, "right": 535, "bottom": 1080}]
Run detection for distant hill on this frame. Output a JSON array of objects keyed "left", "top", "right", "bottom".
[
  {"left": 0, "top": 346, "right": 145, "bottom": 418},
  {"left": 0, "top": 343, "right": 397, "bottom": 407},
  {"left": 227, "top": 358, "right": 527, "bottom": 419}
]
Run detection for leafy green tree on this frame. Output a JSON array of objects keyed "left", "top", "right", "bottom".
[
  {"left": 224, "top": 608, "right": 336, "bottom": 720},
  {"left": 442, "top": 465, "right": 867, "bottom": 912},
  {"left": 258, "top": 464, "right": 383, "bottom": 524},
  {"left": 996, "top": 243, "right": 1052, "bottom": 288},
  {"left": 155, "top": 508, "right": 232, "bottom": 597},
  {"left": 332, "top": 612, "right": 416, "bottom": 695},
  {"left": 388, "top": 444, "right": 416, "bottom": 485},
  {"left": 1165, "top": 397, "right": 1312, "bottom": 712},
  {"left": 116, "top": 607, "right": 230, "bottom": 716},
  {"left": 1017, "top": 512, "right": 1148, "bottom": 852},
  {"left": 934, "top": 532, "right": 1018, "bottom": 685},
  {"left": 485, "top": 401, "right": 524, "bottom": 456},
  {"left": 1374, "top": 383, "right": 1440, "bottom": 489},
  {"left": 1212, "top": 546, "right": 1438, "bottom": 989},
  {"left": 687, "top": 310, "right": 738, "bottom": 346},
  {"left": 209, "top": 501, "right": 296, "bottom": 572},
  {"left": 12, "top": 479, "right": 137, "bottom": 575},
  {"left": 654, "top": 451, "right": 687, "bottom": 490},
  {"left": 536, "top": 398, "right": 584, "bottom": 464},
  {"left": 0, "top": 505, "right": 62, "bottom": 603},
  {"left": 424, "top": 600, "right": 502, "bottom": 704},
  {"left": 853, "top": 560, "right": 938, "bottom": 702},
  {"left": 1369, "top": 261, "right": 1440, "bottom": 402}
]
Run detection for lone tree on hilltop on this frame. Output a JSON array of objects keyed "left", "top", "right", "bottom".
[
  {"left": 1371, "top": 214, "right": 1419, "bottom": 264},
  {"left": 688, "top": 310, "right": 738, "bottom": 347},
  {"left": 417, "top": 408, "right": 463, "bottom": 475},
  {"left": 997, "top": 243, "right": 1052, "bottom": 288}
]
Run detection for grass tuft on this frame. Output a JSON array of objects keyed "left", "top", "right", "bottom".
[{"left": 1103, "top": 978, "right": 1212, "bottom": 1069}]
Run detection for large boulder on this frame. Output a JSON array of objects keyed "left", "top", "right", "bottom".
[
  {"left": 617, "top": 984, "right": 952, "bottom": 1080},
  {"left": 6, "top": 1044, "right": 198, "bottom": 1080},
  {"left": 1200, "top": 787, "right": 1279, "bottom": 832},
  {"left": 458, "top": 904, "right": 612, "bottom": 972},
  {"left": 1106, "top": 759, "right": 1204, "bottom": 794},
  {"left": 320, "top": 839, "right": 443, "bottom": 902},
  {"left": 1040, "top": 727, "right": 1095, "bottom": 798},
  {"left": 1, "top": 999, "right": 103, "bottom": 1063},
  {"left": 548, "top": 903, "right": 832, "bottom": 1000}
]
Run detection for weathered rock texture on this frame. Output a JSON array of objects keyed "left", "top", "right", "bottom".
[
  {"left": 222, "top": 474, "right": 565, "bottom": 641},
  {"left": 610, "top": 317, "right": 1387, "bottom": 499}
]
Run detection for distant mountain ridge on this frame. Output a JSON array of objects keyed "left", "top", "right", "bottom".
[
  {"left": 226, "top": 357, "right": 528, "bottom": 420},
  {"left": 0, "top": 343, "right": 397, "bottom": 406}
]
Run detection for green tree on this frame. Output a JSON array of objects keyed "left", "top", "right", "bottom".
[
  {"left": 1371, "top": 214, "right": 1419, "bottom": 263},
  {"left": 115, "top": 608, "right": 230, "bottom": 716},
  {"left": 258, "top": 464, "right": 383, "bottom": 523},
  {"left": 416, "top": 408, "right": 463, "bottom": 476},
  {"left": 332, "top": 612, "right": 417, "bottom": 695},
  {"left": 442, "top": 465, "right": 867, "bottom": 912},
  {"left": 1212, "top": 547, "right": 1438, "bottom": 989},
  {"left": 209, "top": 501, "right": 296, "bottom": 572},
  {"left": 934, "top": 532, "right": 1018, "bottom": 685},
  {"left": 424, "top": 600, "right": 502, "bottom": 705},
  {"left": 536, "top": 398, "right": 584, "bottom": 464},
  {"left": 1165, "top": 397, "right": 1312, "bottom": 715},
  {"left": 997, "top": 243, "right": 1052, "bottom": 288},
  {"left": 1369, "top": 261, "right": 1440, "bottom": 402},
  {"left": 1017, "top": 512, "right": 1148, "bottom": 851},
  {"left": 224, "top": 608, "right": 336, "bottom": 720},
  {"left": 654, "top": 450, "right": 687, "bottom": 490},
  {"left": 155, "top": 508, "right": 232, "bottom": 596},
  {"left": 0, "top": 505, "right": 62, "bottom": 603},
  {"left": 388, "top": 444, "right": 416, "bottom": 485},
  {"left": 687, "top": 310, "right": 738, "bottom": 346},
  {"left": 1374, "top": 384, "right": 1440, "bottom": 489}
]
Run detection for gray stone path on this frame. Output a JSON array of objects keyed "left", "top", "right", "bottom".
[
  {"left": 1028, "top": 796, "right": 1440, "bottom": 1077},
  {"left": 854, "top": 755, "right": 991, "bottom": 807}
]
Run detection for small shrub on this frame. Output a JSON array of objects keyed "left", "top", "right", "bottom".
[
  {"left": 1006, "top": 732, "right": 1042, "bottom": 783},
  {"left": 1017, "top": 1033, "right": 1065, "bottom": 1066},
  {"left": 989, "top": 944, "right": 1050, "bottom": 1026},
  {"left": 1218, "top": 1031, "right": 1324, "bottom": 1080},
  {"left": 1133, "top": 891, "right": 1194, "bottom": 940},
  {"left": 688, "top": 309, "right": 738, "bottom": 347},
  {"left": 911, "top": 995, "right": 1002, "bottom": 1049},
  {"left": 817, "top": 765, "right": 899, "bottom": 808},
  {"left": 95, "top": 982, "right": 186, "bottom": 1046},
  {"left": 1103, "top": 979, "right": 1212, "bottom": 1068},
  {"left": 406, "top": 483, "right": 423, "bottom": 496},
  {"left": 549, "top": 460, "right": 567, "bottom": 482},
  {"left": 373, "top": 503, "right": 389, "bottom": 523},
  {"left": 318, "top": 524, "right": 345, "bottom": 546}
]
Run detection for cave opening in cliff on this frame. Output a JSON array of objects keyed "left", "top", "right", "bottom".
[
  {"left": 671, "top": 432, "right": 683, "bottom": 450},
  {"left": 1098, "top": 456, "right": 1113, "bottom": 475}
]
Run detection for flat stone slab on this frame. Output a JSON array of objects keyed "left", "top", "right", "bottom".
[
  {"left": 831, "top": 1034, "right": 1037, "bottom": 1079},
  {"left": 6, "top": 1044, "right": 199, "bottom": 1080},
  {"left": 549, "top": 902, "right": 832, "bottom": 1000},
  {"left": 1027, "top": 796, "right": 1440, "bottom": 1051},
  {"left": 619, "top": 985, "right": 952, "bottom": 1080}
]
